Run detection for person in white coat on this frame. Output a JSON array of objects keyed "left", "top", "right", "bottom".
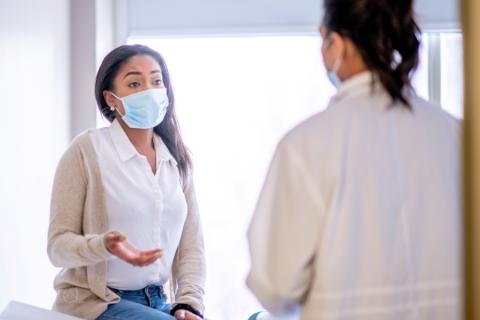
[{"left": 247, "top": 0, "right": 462, "bottom": 319}]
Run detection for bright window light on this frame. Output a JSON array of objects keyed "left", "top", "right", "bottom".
[
  {"left": 441, "top": 33, "right": 464, "bottom": 119},
  {"left": 129, "top": 35, "right": 333, "bottom": 318}
]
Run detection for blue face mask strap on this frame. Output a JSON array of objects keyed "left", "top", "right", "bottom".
[
  {"left": 109, "top": 91, "right": 125, "bottom": 116},
  {"left": 325, "top": 34, "right": 344, "bottom": 88},
  {"left": 331, "top": 56, "right": 342, "bottom": 74},
  {"left": 110, "top": 91, "right": 122, "bottom": 100}
]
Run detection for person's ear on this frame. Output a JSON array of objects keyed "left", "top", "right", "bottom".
[
  {"left": 327, "top": 32, "right": 346, "bottom": 63},
  {"left": 321, "top": 31, "right": 345, "bottom": 71},
  {"left": 103, "top": 90, "right": 117, "bottom": 110}
]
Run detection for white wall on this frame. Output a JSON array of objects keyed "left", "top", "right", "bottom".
[
  {"left": 0, "top": 0, "right": 70, "bottom": 310},
  {"left": 70, "top": 0, "right": 97, "bottom": 138},
  {"left": 71, "top": 0, "right": 115, "bottom": 137}
]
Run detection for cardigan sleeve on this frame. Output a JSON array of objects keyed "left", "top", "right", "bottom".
[
  {"left": 171, "top": 172, "right": 206, "bottom": 314},
  {"left": 47, "top": 138, "right": 113, "bottom": 268}
]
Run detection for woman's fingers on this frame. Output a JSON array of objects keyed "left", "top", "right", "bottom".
[
  {"left": 140, "top": 248, "right": 162, "bottom": 257},
  {"left": 174, "top": 310, "right": 201, "bottom": 320},
  {"left": 104, "top": 231, "right": 162, "bottom": 266},
  {"left": 140, "top": 250, "right": 162, "bottom": 265},
  {"left": 126, "top": 249, "right": 162, "bottom": 266},
  {"left": 174, "top": 310, "right": 186, "bottom": 320}
]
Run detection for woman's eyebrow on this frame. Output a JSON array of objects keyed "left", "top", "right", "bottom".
[
  {"left": 123, "top": 70, "right": 161, "bottom": 79},
  {"left": 123, "top": 71, "right": 142, "bottom": 79}
]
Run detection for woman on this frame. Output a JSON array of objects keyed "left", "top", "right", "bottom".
[
  {"left": 247, "top": 0, "right": 462, "bottom": 319},
  {"left": 47, "top": 45, "right": 205, "bottom": 320}
]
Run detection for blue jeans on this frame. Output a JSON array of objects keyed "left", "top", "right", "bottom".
[{"left": 97, "top": 285, "right": 175, "bottom": 320}]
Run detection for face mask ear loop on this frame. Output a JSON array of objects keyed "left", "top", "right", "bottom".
[
  {"left": 109, "top": 91, "right": 126, "bottom": 117},
  {"left": 332, "top": 56, "right": 342, "bottom": 74},
  {"left": 326, "top": 32, "right": 344, "bottom": 75}
]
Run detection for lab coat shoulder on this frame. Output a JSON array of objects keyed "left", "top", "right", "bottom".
[
  {"left": 283, "top": 103, "right": 347, "bottom": 149},
  {"left": 279, "top": 104, "right": 348, "bottom": 193},
  {"left": 410, "top": 94, "right": 460, "bottom": 126},
  {"left": 407, "top": 94, "right": 461, "bottom": 157},
  {"left": 256, "top": 106, "right": 342, "bottom": 225}
]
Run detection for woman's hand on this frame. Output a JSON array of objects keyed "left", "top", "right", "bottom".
[
  {"left": 174, "top": 310, "right": 202, "bottom": 320},
  {"left": 104, "top": 231, "right": 162, "bottom": 266}
]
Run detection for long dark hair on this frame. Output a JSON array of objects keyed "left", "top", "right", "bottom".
[
  {"left": 95, "top": 44, "right": 192, "bottom": 180},
  {"left": 323, "top": 0, "right": 421, "bottom": 108}
]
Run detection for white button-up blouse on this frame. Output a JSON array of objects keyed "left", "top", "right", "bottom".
[{"left": 90, "top": 119, "right": 188, "bottom": 290}]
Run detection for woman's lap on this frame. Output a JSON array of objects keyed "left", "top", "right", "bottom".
[
  {"left": 97, "top": 285, "right": 174, "bottom": 320},
  {"left": 97, "top": 299, "right": 174, "bottom": 320}
]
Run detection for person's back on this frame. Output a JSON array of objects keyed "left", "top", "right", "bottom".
[
  {"left": 247, "top": 0, "right": 462, "bottom": 319},
  {"left": 279, "top": 73, "right": 462, "bottom": 319}
]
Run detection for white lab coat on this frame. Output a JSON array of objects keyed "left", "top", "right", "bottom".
[{"left": 247, "top": 72, "right": 462, "bottom": 320}]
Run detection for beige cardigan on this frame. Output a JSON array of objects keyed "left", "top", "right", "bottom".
[{"left": 47, "top": 131, "right": 206, "bottom": 320}]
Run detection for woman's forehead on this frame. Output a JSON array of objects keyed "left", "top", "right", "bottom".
[{"left": 119, "top": 54, "right": 162, "bottom": 74}]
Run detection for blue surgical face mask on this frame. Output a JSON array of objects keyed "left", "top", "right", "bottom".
[
  {"left": 110, "top": 88, "right": 169, "bottom": 129},
  {"left": 327, "top": 58, "right": 342, "bottom": 89}
]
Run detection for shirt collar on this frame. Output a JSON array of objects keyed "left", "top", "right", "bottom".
[
  {"left": 152, "top": 133, "right": 177, "bottom": 165},
  {"left": 109, "top": 119, "right": 137, "bottom": 162},
  {"left": 109, "top": 119, "right": 177, "bottom": 165},
  {"left": 331, "top": 71, "right": 380, "bottom": 103}
]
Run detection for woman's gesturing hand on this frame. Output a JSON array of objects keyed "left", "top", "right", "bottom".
[
  {"left": 104, "top": 230, "right": 162, "bottom": 266},
  {"left": 174, "top": 310, "right": 202, "bottom": 320}
]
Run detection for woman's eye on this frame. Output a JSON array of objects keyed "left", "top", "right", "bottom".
[
  {"left": 128, "top": 81, "right": 141, "bottom": 88},
  {"left": 153, "top": 79, "right": 163, "bottom": 86}
]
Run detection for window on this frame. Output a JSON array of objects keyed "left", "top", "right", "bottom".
[
  {"left": 128, "top": 36, "right": 333, "bottom": 318},
  {"left": 440, "top": 33, "right": 464, "bottom": 118},
  {"left": 118, "top": 33, "right": 463, "bottom": 318}
]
